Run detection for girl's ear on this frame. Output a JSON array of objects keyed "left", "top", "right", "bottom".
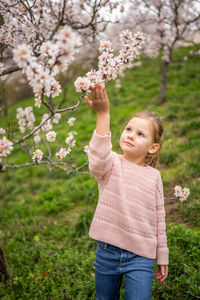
[{"left": 148, "top": 143, "right": 160, "bottom": 155}]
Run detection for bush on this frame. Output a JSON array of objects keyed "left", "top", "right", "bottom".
[
  {"left": 38, "top": 188, "right": 73, "bottom": 215},
  {"left": 70, "top": 208, "right": 94, "bottom": 238},
  {"left": 152, "top": 224, "right": 200, "bottom": 300},
  {"left": 159, "top": 150, "right": 178, "bottom": 166},
  {"left": 179, "top": 120, "right": 200, "bottom": 135}
]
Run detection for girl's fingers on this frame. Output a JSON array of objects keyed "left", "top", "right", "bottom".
[
  {"left": 161, "top": 265, "right": 168, "bottom": 277},
  {"left": 155, "top": 266, "right": 168, "bottom": 282},
  {"left": 99, "top": 86, "right": 104, "bottom": 100},
  {"left": 103, "top": 87, "right": 108, "bottom": 101},
  {"left": 95, "top": 85, "right": 100, "bottom": 100},
  {"left": 160, "top": 274, "right": 167, "bottom": 282},
  {"left": 85, "top": 96, "right": 93, "bottom": 108},
  {"left": 91, "top": 86, "right": 96, "bottom": 100},
  {"left": 155, "top": 272, "right": 162, "bottom": 279},
  {"left": 161, "top": 265, "right": 165, "bottom": 276}
]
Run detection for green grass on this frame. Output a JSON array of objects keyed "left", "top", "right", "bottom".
[{"left": 0, "top": 44, "right": 200, "bottom": 299}]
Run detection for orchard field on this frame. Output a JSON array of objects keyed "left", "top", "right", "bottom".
[{"left": 0, "top": 45, "right": 200, "bottom": 299}]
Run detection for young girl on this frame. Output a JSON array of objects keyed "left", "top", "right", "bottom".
[{"left": 85, "top": 84, "right": 169, "bottom": 300}]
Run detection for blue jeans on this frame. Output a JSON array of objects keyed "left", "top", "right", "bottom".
[{"left": 94, "top": 241, "right": 155, "bottom": 300}]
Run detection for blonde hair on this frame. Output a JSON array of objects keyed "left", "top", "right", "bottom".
[{"left": 128, "top": 112, "right": 164, "bottom": 168}]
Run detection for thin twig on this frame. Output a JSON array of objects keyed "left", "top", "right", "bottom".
[{"left": 56, "top": 92, "right": 85, "bottom": 113}]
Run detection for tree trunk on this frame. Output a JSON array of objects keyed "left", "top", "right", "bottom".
[
  {"left": 159, "top": 60, "right": 169, "bottom": 105},
  {"left": 3, "top": 92, "right": 7, "bottom": 117},
  {"left": 0, "top": 13, "right": 8, "bottom": 117},
  {"left": 0, "top": 84, "right": 8, "bottom": 118},
  {"left": 0, "top": 244, "right": 9, "bottom": 283}
]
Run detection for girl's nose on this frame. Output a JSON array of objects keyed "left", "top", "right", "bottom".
[{"left": 128, "top": 133, "right": 134, "bottom": 140}]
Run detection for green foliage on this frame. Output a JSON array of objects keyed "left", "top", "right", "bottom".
[
  {"left": 38, "top": 188, "right": 73, "bottom": 215},
  {"left": 152, "top": 224, "right": 200, "bottom": 300},
  {"left": 70, "top": 208, "right": 94, "bottom": 238},
  {"left": 179, "top": 120, "right": 200, "bottom": 135},
  {"left": 0, "top": 44, "right": 200, "bottom": 299},
  {"left": 159, "top": 150, "right": 178, "bottom": 166}
]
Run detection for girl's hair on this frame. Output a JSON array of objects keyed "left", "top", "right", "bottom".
[{"left": 129, "top": 111, "right": 164, "bottom": 168}]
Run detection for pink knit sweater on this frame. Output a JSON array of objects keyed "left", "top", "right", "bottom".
[{"left": 88, "top": 130, "right": 169, "bottom": 265}]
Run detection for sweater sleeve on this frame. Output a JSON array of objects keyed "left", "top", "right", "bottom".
[
  {"left": 156, "top": 172, "right": 169, "bottom": 265},
  {"left": 88, "top": 130, "right": 113, "bottom": 183}
]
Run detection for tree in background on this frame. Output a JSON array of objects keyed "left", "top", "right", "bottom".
[{"left": 120, "top": 0, "right": 200, "bottom": 104}]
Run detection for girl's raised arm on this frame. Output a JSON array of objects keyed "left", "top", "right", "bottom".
[{"left": 85, "top": 84, "right": 110, "bottom": 136}]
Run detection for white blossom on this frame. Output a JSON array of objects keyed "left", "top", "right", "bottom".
[
  {"left": 11, "top": 22, "right": 81, "bottom": 105},
  {"left": 83, "top": 145, "right": 90, "bottom": 155},
  {"left": 0, "top": 63, "right": 4, "bottom": 75},
  {"left": 0, "top": 136, "right": 14, "bottom": 161},
  {"left": 65, "top": 133, "right": 76, "bottom": 147},
  {"left": 34, "top": 135, "right": 41, "bottom": 144},
  {"left": 174, "top": 185, "right": 190, "bottom": 202},
  {"left": 41, "top": 114, "right": 52, "bottom": 133},
  {"left": 68, "top": 131, "right": 77, "bottom": 138},
  {"left": 74, "top": 77, "right": 91, "bottom": 93},
  {"left": 99, "top": 40, "right": 113, "bottom": 53},
  {"left": 46, "top": 131, "right": 56, "bottom": 142},
  {"left": 74, "top": 30, "right": 145, "bottom": 93},
  {"left": 86, "top": 70, "right": 105, "bottom": 88},
  {"left": 34, "top": 98, "right": 42, "bottom": 108},
  {"left": 65, "top": 147, "right": 71, "bottom": 155},
  {"left": 67, "top": 117, "right": 76, "bottom": 126},
  {"left": 32, "top": 149, "right": 43, "bottom": 162},
  {"left": 0, "top": 128, "right": 6, "bottom": 135},
  {"left": 13, "top": 44, "right": 34, "bottom": 68},
  {"left": 55, "top": 147, "right": 71, "bottom": 161},
  {"left": 16, "top": 106, "right": 35, "bottom": 133},
  {"left": 52, "top": 113, "right": 61, "bottom": 124},
  {"left": 115, "top": 79, "right": 121, "bottom": 88},
  {"left": 16, "top": 107, "right": 25, "bottom": 119},
  {"left": 40, "top": 41, "right": 54, "bottom": 56}
]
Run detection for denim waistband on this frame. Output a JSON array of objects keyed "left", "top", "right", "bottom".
[{"left": 97, "top": 240, "right": 131, "bottom": 253}]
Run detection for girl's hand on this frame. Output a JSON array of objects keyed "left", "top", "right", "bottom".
[
  {"left": 155, "top": 265, "right": 168, "bottom": 282},
  {"left": 85, "top": 84, "right": 110, "bottom": 114}
]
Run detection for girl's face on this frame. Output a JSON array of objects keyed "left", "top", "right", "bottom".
[{"left": 119, "top": 117, "right": 160, "bottom": 165}]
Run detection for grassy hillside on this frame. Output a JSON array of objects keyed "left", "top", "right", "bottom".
[{"left": 0, "top": 45, "right": 200, "bottom": 299}]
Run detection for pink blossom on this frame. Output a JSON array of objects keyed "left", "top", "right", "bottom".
[
  {"left": 83, "top": 145, "right": 90, "bottom": 155},
  {"left": 32, "top": 149, "right": 43, "bottom": 162},
  {"left": 74, "top": 77, "right": 91, "bottom": 93},
  {"left": 55, "top": 147, "right": 71, "bottom": 161},
  {"left": 0, "top": 128, "right": 5, "bottom": 135},
  {"left": 46, "top": 131, "right": 56, "bottom": 142},
  {"left": 99, "top": 40, "right": 113, "bottom": 53},
  {"left": 34, "top": 135, "right": 41, "bottom": 144},
  {"left": 0, "top": 62, "right": 4, "bottom": 75},
  {"left": 174, "top": 185, "right": 190, "bottom": 202},
  {"left": 52, "top": 113, "right": 61, "bottom": 124},
  {"left": 13, "top": 44, "right": 34, "bottom": 68},
  {"left": 74, "top": 30, "right": 145, "bottom": 93},
  {"left": 67, "top": 117, "right": 76, "bottom": 126},
  {"left": 0, "top": 136, "right": 14, "bottom": 161},
  {"left": 86, "top": 70, "right": 104, "bottom": 88}
]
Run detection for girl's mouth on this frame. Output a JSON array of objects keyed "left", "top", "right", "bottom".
[{"left": 124, "top": 141, "right": 134, "bottom": 146}]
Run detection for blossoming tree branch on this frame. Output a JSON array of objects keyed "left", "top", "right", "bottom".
[
  {"left": 0, "top": 0, "right": 147, "bottom": 176},
  {"left": 0, "top": 0, "right": 123, "bottom": 174}
]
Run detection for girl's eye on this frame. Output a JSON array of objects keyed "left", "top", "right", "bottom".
[
  {"left": 138, "top": 132, "right": 144, "bottom": 137},
  {"left": 126, "top": 127, "right": 131, "bottom": 131}
]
